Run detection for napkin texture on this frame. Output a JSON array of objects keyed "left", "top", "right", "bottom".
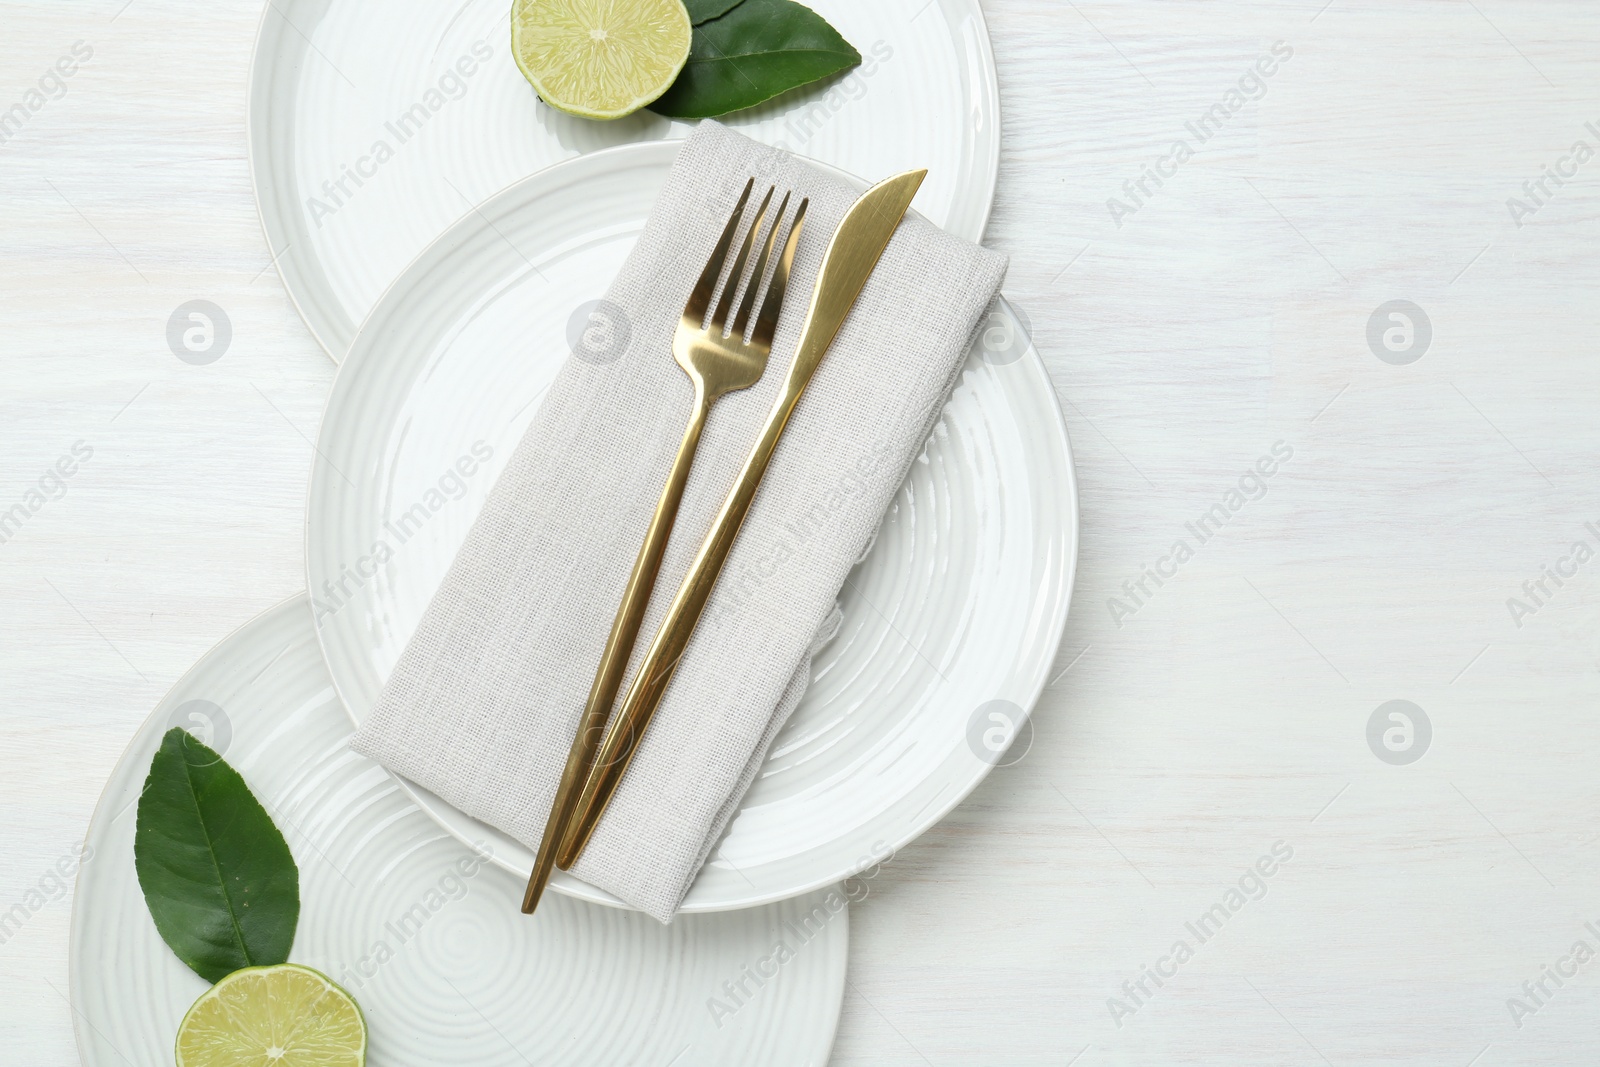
[{"left": 351, "top": 121, "right": 1007, "bottom": 921}]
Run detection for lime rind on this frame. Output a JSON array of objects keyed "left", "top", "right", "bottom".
[{"left": 511, "top": 0, "right": 692, "bottom": 120}]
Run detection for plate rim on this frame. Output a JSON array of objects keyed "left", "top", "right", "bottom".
[
  {"left": 305, "top": 138, "right": 1079, "bottom": 913},
  {"left": 244, "top": 0, "right": 1003, "bottom": 362}
]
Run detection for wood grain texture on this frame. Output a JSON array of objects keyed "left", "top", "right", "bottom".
[{"left": 3, "top": 0, "right": 1598, "bottom": 1064}]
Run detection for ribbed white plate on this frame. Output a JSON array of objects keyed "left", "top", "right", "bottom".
[
  {"left": 247, "top": 0, "right": 999, "bottom": 360},
  {"left": 306, "top": 142, "right": 1078, "bottom": 913},
  {"left": 68, "top": 597, "right": 847, "bottom": 1067}
]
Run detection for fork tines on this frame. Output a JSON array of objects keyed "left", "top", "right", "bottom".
[{"left": 693, "top": 180, "right": 808, "bottom": 347}]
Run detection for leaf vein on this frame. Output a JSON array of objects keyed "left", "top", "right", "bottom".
[{"left": 180, "top": 755, "right": 255, "bottom": 968}]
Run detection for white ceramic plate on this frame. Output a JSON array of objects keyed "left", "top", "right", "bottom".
[
  {"left": 68, "top": 597, "right": 847, "bottom": 1067},
  {"left": 247, "top": 0, "right": 999, "bottom": 359},
  {"left": 305, "top": 141, "right": 1078, "bottom": 913}
]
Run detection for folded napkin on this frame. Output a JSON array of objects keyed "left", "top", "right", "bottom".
[{"left": 351, "top": 121, "right": 1007, "bottom": 922}]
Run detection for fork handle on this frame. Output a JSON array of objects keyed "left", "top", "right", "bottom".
[
  {"left": 521, "top": 386, "right": 710, "bottom": 913},
  {"left": 556, "top": 381, "right": 805, "bottom": 869}
]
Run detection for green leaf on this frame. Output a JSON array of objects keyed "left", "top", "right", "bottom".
[
  {"left": 683, "top": 0, "right": 744, "bottom": 24},
  {"left": 650, "top": 0, "right": 861, "bottom": 120},
  {"left": 134, "top": 728, "right": 299, "bottom": 984}
]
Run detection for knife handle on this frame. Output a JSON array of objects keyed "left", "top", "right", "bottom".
[{"left": 556, "top": 383, "right": 802, "bottom": 869}]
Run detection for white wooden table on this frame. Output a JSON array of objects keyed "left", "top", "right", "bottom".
[{"left": 4, "top": 1, "right": 1598, "bottom": 1063}]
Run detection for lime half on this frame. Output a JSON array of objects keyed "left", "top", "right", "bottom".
[
  {"left": 512, "top": 0, "right": 692, "bottom": 120},
  {"left": 175, "top": 964, "right": 366, "bottom": 1067}
]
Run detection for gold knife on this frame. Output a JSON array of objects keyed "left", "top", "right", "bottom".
[{"left": 556, "top": 168, "right": 927, "bottom": 870}]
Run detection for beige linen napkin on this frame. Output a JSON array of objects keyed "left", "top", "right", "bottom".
[{"left": 351, "top": 121, "right": 1007, "bottom": 922}]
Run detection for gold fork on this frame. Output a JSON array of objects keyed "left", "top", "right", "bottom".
[{"left": 521, "top": 178, "right": 808, "bottom": 915}]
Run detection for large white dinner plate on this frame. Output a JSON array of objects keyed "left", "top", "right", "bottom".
[
  {"left": 69, "top": 597, "right": 847, "bottom": 1067},
  {"left": 306, "top": 141, "right": 1078, "bottom": 913},
  {"left": 248, "top": 0, "right": 999, "bottom": 359}
]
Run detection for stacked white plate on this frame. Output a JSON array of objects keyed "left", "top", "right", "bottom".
[
  {"left": 305, "top": 143, "right": 1078, "bottom": 912},
  {"left": 248, "top": 0, "right": 1003, "bottom": 359},
  {"left": 70, "top": 598, "right": 848, "bottom": 1066}
]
